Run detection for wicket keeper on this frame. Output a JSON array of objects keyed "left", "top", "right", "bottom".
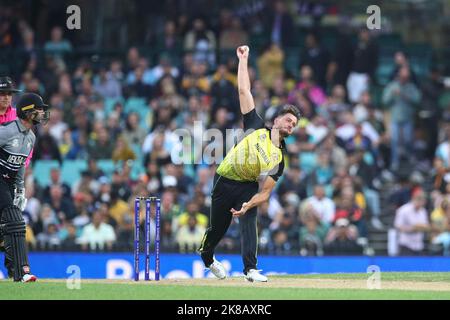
[
  {"left": 199, "top": 46, "right": 300, "bottom": 282},
  {"left": 0, "top": 92, "right": 50, "bottom": 282}
]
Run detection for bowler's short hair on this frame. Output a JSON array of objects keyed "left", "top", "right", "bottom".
[{"left": 276, "top": 104, "right": 301, "bottom": 121}]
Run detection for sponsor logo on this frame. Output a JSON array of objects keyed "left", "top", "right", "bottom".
[
  {"left": 255, "top": 143, "right": 270, "bottom": 165},
  {"left": 271, "top": 153, "right": 279, "bottom": 162},
  {"left": 7, "top": 155, "right": 26, "bottom": 165}
]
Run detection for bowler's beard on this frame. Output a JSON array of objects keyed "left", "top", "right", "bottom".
[{"left": 279, "top": 127, "right": 291, "bottom": 138}]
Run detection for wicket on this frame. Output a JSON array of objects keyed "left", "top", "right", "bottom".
[{"left": 134, "top": 196, "right": 161, "bottom": 281}]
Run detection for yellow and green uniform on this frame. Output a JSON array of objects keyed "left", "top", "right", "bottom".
[
  {"left": 217, "top": 109, "right": 285, "bottom": 182},
  {"left": 199, "top": 109, "right": 286, "bottom": 275}
]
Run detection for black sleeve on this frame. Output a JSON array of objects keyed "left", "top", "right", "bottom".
[
  {"left": 269, "top": 154, "right": 285, "bottom": 182},
  {"left": 243, "top": 109, "right": 265, "bottom": 131}
]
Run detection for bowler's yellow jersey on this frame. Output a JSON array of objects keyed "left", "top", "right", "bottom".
[{"left": 216, "top": 109, "right": 285, "bottom": 182}]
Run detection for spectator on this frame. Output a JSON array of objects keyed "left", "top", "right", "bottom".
[
  {"left": 36, "top": 223, "right": 61, "bottom": 250},
  {"left": 33, "top": 125, "right": 62, "bottom": 164},
  {"left": 87, "top": 126, "right": 115, "bottom": 160},
  {"left": 94, "top": 67, "right": 122, "bottom": 99},
  {"left": 334, "top": 186, "right": 367, "bottom": 238},
  {"left": 44, "top": 26, "right": 73, "bottom": 60},
  {"left": 109, "top": 189, "right": 131, "bottom": 228},
  {"left": 301, "top": 185, "right": 336, "bottom": 225},
  {"left": 430, "top": 199, "right": 450, "bottom": 255},
  {"left": 175, "top": 215, "right": 206, "bottom": 253},
  {"left": 78, "top": 211, "right": 116, "bottom": 251},
  {"left": 175, "top": 201, "right": 208, "bottom": 231},
  {"left": 394, "top": 189, "right": 430, "bottom": 255},
  {"left": 306, "top": 151, "right": 334, "bottom": 196},
  {"left": 181, "top": 61, "right": 210, "bottom": 97},
  {"left": 210, "top": 64, "right": 239, "bottom": 121},
  {"left": 320, "top": 133, "right": 348, "bottom": 172},
  {"left": 184, "top": 18, "right": 216, "bottom": 65},
  {"left": 122, "top": 112, "right": 147, "bottom": 147},
  {"left": 156, "top": 20, "right": 182, "bottom": 53},
  {"left": 382, "top": 66, "right": 421, "bottom": 171},
  {"left": 60, "top": 223, "right": 80, "bottom": 251},
  {"left": 45, "top": 185, "right": 76, "bottom": 221},
  {"left": 124, "top": 66, "right": 153, "bottom": 99},
  {"left": 421, "top": 67, "right": 445, "bottom": 160},
  {"left": 150, "top": 54, "right": 180, "bottom": 86},
  {"left": 348, "top": 151, "right": 384, "bottom": 230},
  {"left": 294, "top": 65, "right": 327, "bottom": 107},
  {"left": 112, "top": 136, "right": 136, "bottom": 163},
  {"left": 300, "top": 32, "right": 330, "bottom": 89},
  {"left": 277, "top": 165, "right": 307, "bottom": 201},
  {"left": 324, "top": 218, "right": 363, "bottom": 255},
  {"left": 299, "top": 210, "right": 328, "bottom": 256},
  {"left": 115, "top": 214, "right": 134, "bottom": 251},
  {"left": 42, "top": 167, "right": 72, "bottom": 203},
  {"left": 319, "top": 84, "right": 350, "bottom": 122},
  {"left": 264, "top": 0, "right": 294, "bottom": 48},
  {"left": 327, "top": 27, "right": 354, "bottom": 86},
  {"left": 257, "top": 43, "right": 284, "bottom": 90},
  {"left": 389, "top": 51, "right": 418, "bottom": 85},
  {"left": 219, "top": 17, "right": 248, "bottom": 50},
  {"left": 347, "top": 29, "right": 378, "bottom": 103}
]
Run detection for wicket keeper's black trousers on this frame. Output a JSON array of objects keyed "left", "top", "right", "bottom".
[{"left": 199, "top": 173, "right": 259, "bottom": 274}]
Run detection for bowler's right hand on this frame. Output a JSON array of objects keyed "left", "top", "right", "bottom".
[{"left": 237, "top": 46, "right": 249, "bottom": 60}]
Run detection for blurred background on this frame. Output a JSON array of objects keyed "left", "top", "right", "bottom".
[{"left": 1, "top": 0, "right": 450, "bottom": 278}]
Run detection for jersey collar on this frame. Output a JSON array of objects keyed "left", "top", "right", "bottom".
[
  {"left": 15, "top": 119, "right": 29, "bottom": 133},
  {"left": 266, "top": 126, "right": 286, "bottom": 150}
]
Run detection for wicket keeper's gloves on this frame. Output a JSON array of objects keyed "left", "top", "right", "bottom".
[{"left": 13, "top": 188, "right": 27, "bottom": 211}]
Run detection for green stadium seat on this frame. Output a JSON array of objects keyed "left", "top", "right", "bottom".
[
  {"left": 284, "top": 48, "right": 300, "bottom": 77},
  {"left": 130, "top": 160, "right": 145, "bottom": 181},
  {"left": 124, "top": 97, "right": 147, "bottom": 114},
  {"left": 299, "top": 152, "right": 317, "bottom": 174},
  {"left": 376, "top": 59, "right": 395, "bottom": 86},
  {"left": 104, "top": 97, "right": 125, "bottom": 116},
  {"left": 33, "top": 160, "right": 60, "bottom": 187},
  {"left": 97, "top": 159, "right": 116, "bottom": 178},
  {"left": 61, "top": 159, "right": 88, "bottom": 188},
  {"left": 439, "top": 92, "right": 450, "bottom": 110}
]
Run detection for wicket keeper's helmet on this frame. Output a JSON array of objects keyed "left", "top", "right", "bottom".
[{"left": 16, "top": 93, "right": 50, "bottom": 125}]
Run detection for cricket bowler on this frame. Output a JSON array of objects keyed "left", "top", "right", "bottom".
[{"left": 198, "top": 46, "right": 301, "bottom": 282}]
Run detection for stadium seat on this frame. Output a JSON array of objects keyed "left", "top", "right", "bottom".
[
  {"left": 104, "top": 97, "right": 125, "bottom": 116},
  {"left": 33, "top": 160, "right": 60, "bottom": 187},
  {"left": 97, "top": 159, "right": 116, "bottom": 178},
  {"left": 124, "top": 97, "right": 147, "bottom": 114},
  {"left": 375, "top": 58, "right": 395, "bottom": 86},
  {"left": 130, "top": 160, "right": 145, "bottom": 181},
  {"left": 299, "top": 152, "right": 317, "bottom": 174},
  {"left": 61, "top": 159, "right": 88, "bottom": 188}
]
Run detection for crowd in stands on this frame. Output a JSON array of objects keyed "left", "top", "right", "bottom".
[{"left": 2, "top": 1, "right": 450, "bottom": 256}]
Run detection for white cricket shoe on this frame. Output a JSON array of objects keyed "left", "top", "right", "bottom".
[
  {"left": 208, "top": 258, "right": 227, "bottom": 280},
  {"left": 21, "top": 274, "right": 37, "bottom": 282},
  {"left": 245, "top": 269, "right": 268, "bottom": 282}
]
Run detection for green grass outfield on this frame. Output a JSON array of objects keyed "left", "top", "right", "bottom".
[{"left": 1, "top": 272, "right": 450, "bottom": 300}]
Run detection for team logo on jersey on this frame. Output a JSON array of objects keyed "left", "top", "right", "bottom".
[
  {"left": 259, "top": 134, "right": 266, "bottom": 142},
  {"left": 11, "top": 139, "right": 19, "bottom": 147},
  {"left": 271, "top": 153, "right": 279, "bottom": 162}
]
